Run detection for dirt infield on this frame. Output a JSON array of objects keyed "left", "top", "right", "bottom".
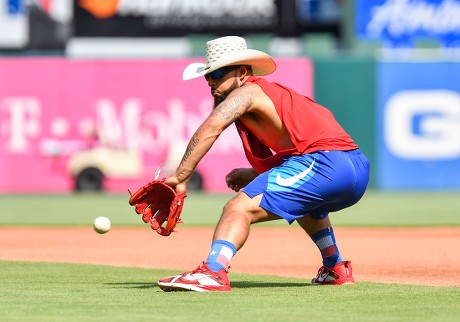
[{"left": 1, "top": 226, "right": 458, "bottom": 287}]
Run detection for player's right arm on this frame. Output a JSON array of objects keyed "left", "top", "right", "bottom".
[{"left": 166, "top": 85, "right": 256, "bottom": 190}]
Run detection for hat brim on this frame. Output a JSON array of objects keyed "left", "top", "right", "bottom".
[{"left": 182, "top": 49, "right": 276, "bottom": 81}]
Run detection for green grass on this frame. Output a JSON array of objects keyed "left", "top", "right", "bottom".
[
  {"left": 0, "top": 190, "right": 459, "bottom": 226},
  {"left": 1, "top": 192, "right": 459, "bottom": 321},
  {"left": 332, "top": 190, "right": 460, "bottom": 226},
  {"left": 1, "top": 261, "right": 459, "bottom": 322}
]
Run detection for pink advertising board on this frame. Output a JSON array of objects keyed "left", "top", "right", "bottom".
[{"left": 0, "top": 57, "right": 313, "bottom": 193}]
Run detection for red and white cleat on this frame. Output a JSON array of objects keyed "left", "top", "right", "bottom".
[
  {"left": 158, "top": 262, "right": 232, "bottom": 292},
  {"left": 311, "top": 260, "right": 355, "bottom": 285}
]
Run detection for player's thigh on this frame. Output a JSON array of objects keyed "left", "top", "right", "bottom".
[{"left": 223, "top": 192, "right": 281, "bottom": 224}]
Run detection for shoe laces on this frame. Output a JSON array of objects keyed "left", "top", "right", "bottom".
[
  {"left": 191, "top": 262, "right": 208, "bottom": 274},
  {"left": 192, "top": 262, "right": 231, "bottom": 274},
  {"left": 315, "top": 265, "right": 329, "bottom": 277},
  {"left": 315, "top": 265, "right": 340, "bottom": 280}
]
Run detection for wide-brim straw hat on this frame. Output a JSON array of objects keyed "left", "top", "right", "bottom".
[{"left": 183, "top": 36, "right": 276, "bottom": 80}]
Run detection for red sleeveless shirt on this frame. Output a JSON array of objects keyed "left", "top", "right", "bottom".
[{"left": 235, "top": 76, "right": 358, "bottom": 173}]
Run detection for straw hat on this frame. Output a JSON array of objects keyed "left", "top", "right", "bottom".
[{"left": 183, "top": 36, "right": 276, "bottom": 80}]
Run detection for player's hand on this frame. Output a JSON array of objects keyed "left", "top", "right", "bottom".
[
  {"left": 164, "top": 176, "right": 188, "bottom": 195},
  {"left": 225, "top": 168, "right": 258, "bottom": 192}
]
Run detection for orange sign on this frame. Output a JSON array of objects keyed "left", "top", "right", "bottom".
[{"left": 79, "top": 0, "right": 119, "bottom": 19}]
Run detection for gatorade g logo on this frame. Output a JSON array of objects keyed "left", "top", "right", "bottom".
[
  {"left": 79, "top": 0, "right": 119, "bottom": 19},
  {"left": 384, "top": 90, "right": 460, "bottom": 160}
]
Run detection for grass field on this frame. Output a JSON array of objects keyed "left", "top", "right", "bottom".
[
  {"left": 1, "top": 261, "right": 459, "bottom": 322},
  {"left": 0, "top": 190, "right": 459, "bottom": 227},
  {"left": 1, "top": 191, "right": 459, "bottom": 322}
]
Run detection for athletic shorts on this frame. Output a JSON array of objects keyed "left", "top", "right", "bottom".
[{"left": 242, "top": 149, "right": 370, "bottom": 224}]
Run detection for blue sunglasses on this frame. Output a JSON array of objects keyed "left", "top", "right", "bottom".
[{"left": 204, "top": 66, "right": 239, "bottom": 81}]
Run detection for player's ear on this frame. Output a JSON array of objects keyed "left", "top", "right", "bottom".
[{"left": 239, "top": 65, "right": 251, "bottom": 80}]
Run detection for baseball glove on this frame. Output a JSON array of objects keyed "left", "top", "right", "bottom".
[{"left": 128, "top": 179, "right": 186, "bottom": 236}]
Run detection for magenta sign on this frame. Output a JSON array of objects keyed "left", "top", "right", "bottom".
[{"left": 0, "top": 57, "right": 313, "bottom": 193}]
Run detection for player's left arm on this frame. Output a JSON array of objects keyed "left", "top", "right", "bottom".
[{"left": 172, "top": 86, "right": 255, "bottom": 185}]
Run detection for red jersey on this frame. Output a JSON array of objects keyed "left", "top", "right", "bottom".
[{"left": 235, "top": 76, "right": 358, "bottom": 173}]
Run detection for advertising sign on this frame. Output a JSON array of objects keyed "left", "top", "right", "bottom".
[
  {"left": 0, "top": 57, "right": 313, "bottom": 193},
  {"left": 0, "top": 0, "right": 28, "bottom": 48},
  {"left": 356, "top": 0, "right": 460, "bottom": 47},
  {"left": 74, "top": 0, "right": 279, "bottom": 37},
  {"left": 377, "top": 61, "right": 460, "bottom": 189},
  {"left": 73, "top": 0, "right": 341, "bottom": 38}
]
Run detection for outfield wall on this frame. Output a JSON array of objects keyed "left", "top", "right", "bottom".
[
  {"left": 0, "top": 55, "right": 459, "bottom": 192},
  {"left": 313, "top": 55, "right": 377, "bottom": 187},
  {"left": 314, "top": 55, "right": 460, "bottom": 190},
  {"left": 0, "top": 57, "right": 313, "bottom": 193},
  {"left": 376, "top": 60, "right": 460, "bottom": 189}
]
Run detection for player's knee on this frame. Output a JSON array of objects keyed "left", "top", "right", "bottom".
[
  {"left": 222, "top": 195, "right": 245, "bottom": 215},
  {"left": 222, "top": 193, "right": 267, "bottom": 224},
  {"left": 222, "top": 194, "right": 252, "bottom": 218}
]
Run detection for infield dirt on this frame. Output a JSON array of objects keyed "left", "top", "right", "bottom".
[{"left": 1, "top": 226, "right": 458, "bottom": 287}]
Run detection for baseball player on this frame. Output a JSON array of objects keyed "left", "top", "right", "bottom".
[{"left": 157, "top": 36, "right": 370, "bottom": 292}]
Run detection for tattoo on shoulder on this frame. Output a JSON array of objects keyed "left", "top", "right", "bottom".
[{"left": 213, "top": 87, "right": 254, "bottom": 121}]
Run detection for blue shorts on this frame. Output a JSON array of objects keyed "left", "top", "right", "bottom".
[{"left": 242, "top": 149, "right": 370, "bottom": 224}]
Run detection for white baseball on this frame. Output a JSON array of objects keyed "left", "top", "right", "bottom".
[{"left": 93, "top": 217, "right": 111, "bottom": 234}]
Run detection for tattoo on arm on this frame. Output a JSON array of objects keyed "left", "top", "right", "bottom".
[
  {"left": 213, "top": 87, "right": 253, "bottom": 121},
  {"left": 178, "top": 88, "right": 254, "bottom": 171},
  {"left": 180, "top": 135, "right": 199, "bottom": 167}
]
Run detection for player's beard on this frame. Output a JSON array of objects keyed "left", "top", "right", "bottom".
[{"left": 213, "top": 79, "right": 239, "bottom": 108}]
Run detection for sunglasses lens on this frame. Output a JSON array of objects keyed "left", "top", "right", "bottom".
[{"left": 207, "top": 69, "right": 225, "bottom": 80}]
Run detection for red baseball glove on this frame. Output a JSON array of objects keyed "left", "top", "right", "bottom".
[{"left": 129, "top": 179, "right": 186, "bottom": 236}]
